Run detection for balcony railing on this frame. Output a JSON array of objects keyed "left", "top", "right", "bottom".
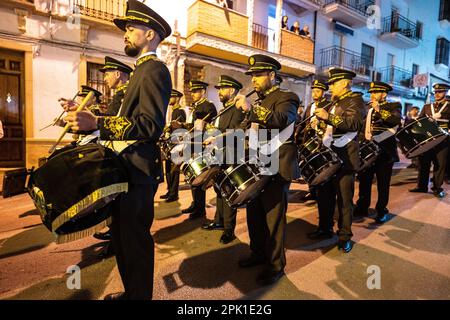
[
  {"left": 252, "top": 23, "right": 271, "bottom": 51},
  {"left": 379, "top": 66, "right": 413, "bottom": 88},
  {"left": 323, "top": 0, "right": 375, "bottom": 16},
  {"left": 381, "top": 14, "right": 420, "bottom": 41},
  {"left": 73, "top": 0, "right": 127, "bottom": 22},
  {"left": 320, "top": 46, "right": 370, "bottom": 76}
]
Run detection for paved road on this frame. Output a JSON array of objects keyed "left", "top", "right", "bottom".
[{"left": 0, "top": 167, "right": 449, "bottom": 300}]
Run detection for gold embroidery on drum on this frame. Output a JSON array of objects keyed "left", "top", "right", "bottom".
[
  {"left": 103, "top": 117, "right": 132, "bottom": 140},
  {"left": 30, "top": 186, "right": 47, "bottom": 221}
]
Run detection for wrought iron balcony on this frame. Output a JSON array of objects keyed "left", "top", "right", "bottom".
[
  {"left": 320, "top": 46, "right": 370, "bottom": 76},
  {"left": 379, "top": 66, "right": 413, "bottom": 88},
  {"left": 322, "top": 0, "right": 375, "bottom": 27},
  {"left": 380, "top": 14, "right": 420, "bottom": 48},
  {"left": 73, "top": 0, "right": 127, "bottom": 22}
]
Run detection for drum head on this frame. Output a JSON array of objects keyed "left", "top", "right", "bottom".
[{"left": 406, "top": 134, "right": 447, "bottom": 158}]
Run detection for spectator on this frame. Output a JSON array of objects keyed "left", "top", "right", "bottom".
[
  {"left": 216, "top": 0, "right": 228, "bottom": 8},
  {"left": 405, "top": 106, "right": 420, "bottom": 126},
  {"left": 290, "top": 21, "right": 300, "bottom": 34},
  {"left": 0, "top": 119, "right": 3, "bottom": 139},
  {"left": 281, "top": 15, "right": 289, "bottom": 30},
  {"left": 299, "top": 25, "right": 311, "bottom": 38}
]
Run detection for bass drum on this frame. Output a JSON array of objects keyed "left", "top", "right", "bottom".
[
  {"left": 28, "top": 143, "right": 128, "bottom": 244},
  {"left": 298, "top": 136, "right": 342, "bottom": 186},
  {"left": 396, "top": 116, "right": 448, "bottom": 158},
  {"left": 358, "top": 140, "right": 381, "bottom": 172},
  {"left": 215, "top": 160, "right": 271, "bottom": 208}
]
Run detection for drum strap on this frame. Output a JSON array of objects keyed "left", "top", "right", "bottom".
[
  {"left": 365, "top": 108, "right": 398, "bottom": 142},
  {"left": 431, "top": 101, "right": 449, "bottom": 122},
  {"left": 100, "top": 140, "right": 138, "bottom": 154},
  {"left": 323, "top": 106, "right": 357, "bottom": 148},
  {"left": 259, "top": 121, "right": 295, "bottom": 156}
]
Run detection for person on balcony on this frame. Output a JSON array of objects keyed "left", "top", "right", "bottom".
[
  {"left": 299, "top": 25, "right": 311, "bottom": 38},
  {"left": 281, "top": 15, "right": 289, "bottom": 30},
  {"left": 290, "top": 21, "right": 301, "bottom": 35}
]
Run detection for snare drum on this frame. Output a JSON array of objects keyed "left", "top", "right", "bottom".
[
  {"left": 215, "top": 160, "right": 271, "bottom": 208},
  {"left": 298, "top": 137, "right": 342, "bottom": 186},
  {"left": 181, "top": 151, "right": 220, "bottom": 187},
  {"left": 358, "top": 140, "right": 381, "bottom": 172},
  {"left": 28, "top": 144, "right": 128, "bottom": 244},
  {"left": 396, "top": 117, "right": 448, "bottom": 158}
]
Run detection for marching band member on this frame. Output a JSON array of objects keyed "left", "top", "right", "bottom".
[
  {"left": 160, "top": 89, "right": 186, "bottom": 202},
  {"left": 178, "top": 80, "right": 217, "bottom": 219},
  {"left": 201, "top": 75, "right": 245, "bottom": 244},
  {"left": 354, "top": 82, "right": 402, "bottom": 223},
  {"left": 313, "top": 68, "right": 364, "bottom": 253},
  {"left": 410, "top": 83, "right": 450, "bottom": 198},
  {"left": 236, "top": 54, "right": 300, "bottom": 286},
  {"left": 63, "top": 0, "right": 172, "bottom": 299}
]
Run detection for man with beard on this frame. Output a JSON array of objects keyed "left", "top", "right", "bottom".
[
  {"left": 63, "top": 0, "right": 172, "bottom": 299},
  {"left": 160, "top": 89, "right": 186, "bottom": 202},
  {"left": 354, "top": 82, "right": 402, "bottom": 224},
  {"left": 178, "top": 80, "right": 217, "bottom": 220},
  {"left": 313, "top": 68, "right": 364, "bottom": 253},
  {"left": 410, "top": 83, "right": 450, "bottom": 198},
  {"left": 235, "top": 54, "right": 300, "bottom": 286},
  {"left": 202, "top": 75, "right": 245, "bottom": 244}
]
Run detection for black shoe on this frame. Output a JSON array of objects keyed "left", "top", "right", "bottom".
[
  {"left": 165, "top": 196, "right": 179, "bottom": 203},
  {"left": 189, "top": 211, "right": 206, "bottom": 220},
  {"left": 202, "top": 222, "right": 224, "bottom": 230},
  {"left": 409, "top": 188, "right": 428, "bottom": 193},
  {"left": 104, "top": 292, "right": 126, "bottom": 300},
  {"left": 307, "top": 229, "right": 333, "bottom": 240},
  {"left": 375, "top": 214, "right": 389, "bottom": 224},
  {"left": 181, "top": 204, "right": 195, "bottom": 214},
  {"left": 238, "top": 255, "right": 266, "bottom": 268},
  {"left": 433, "top": 189, "right": 446, "bottom": 198},
  {"left": 338, "top": 240, "right": 353, "bottom": 253},
  {"left": 93, "top": 230, "right": 112, "bottom": 241},
  {"left": 256, "top": 269, "right": 285, "bottom": 286},
  {"left": 160, "top": 193, "right": 170, "bottom": 199},
  {"left": 220, "top": 231, "right": 236, "bottom": 244}
]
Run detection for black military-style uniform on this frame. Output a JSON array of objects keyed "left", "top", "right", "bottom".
[
  {"left": 186, "top": 97, "right": 217, "bottom": 217},
  {"left": 415, "top": 99, "right": 450, "bottom": 193},
  {"left": 164, "top": 104, "right": 186, "bottom": 199},
  {"left": 104, "top": 83, "right": 128, "bottom": 116},
  {"left": 356, "top": 100, "right": 402, "bottom": 219},
  {"left": 246, "top": 85, "right": 300, "bottom": 274},
  {"left": 295, "top": 97, "right": 331, "bottom": 144},
  {"left": 97, "top": 53, "right": 171, "bottom": 299},
  {"left": 212, "top": 100, "right": 245, "bottom": 233},
  {"left": 317, "top": 90, "right": 364, "bottom": 241}
]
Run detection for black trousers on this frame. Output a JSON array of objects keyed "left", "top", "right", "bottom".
[
  {"left": 110, "top": 183, "right": 156, "bottom": 300},
  {"left": 191, "top": 186, "right": 206, "bottom": 215},
  {"left": 214, "top": 192, "right": 237, "bottom": 232},
  {"left": 246, "top": 175, "right": 290, "bottom": 273},
  {"left": 316, "top": 171, "right": 354, "bottom": 241},
  {"left": 417, "top": 139, "right": 449, "bottom": 192},
  {"left": 165, "top": 160, "right": 180, "bottom": 198},
  {"left": 356, "top": 151, "right": 394, "bottom": 214}
]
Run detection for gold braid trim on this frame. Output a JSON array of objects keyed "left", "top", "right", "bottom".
[
  {"left": 51, "top": 183, "right": 128, "bottom": 234},
  {"left": 103, "top": 116, "right": 132, "bottom": 140}
]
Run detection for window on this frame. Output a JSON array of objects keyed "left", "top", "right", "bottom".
[
  {"left": 415, "top": 21, "right": 423, "bottom": 40},
  {"left": 440, "top": 0, "right": 450, "bottom": 21},
  {"left": 87, "top": 62, "right": 112, "bottom": 105},
  {"left": 361, "top": 43, "right": 374, "bottom": 67},
  {"left": 412, "top": 64, "right": 419, "bottom": 76},
  {"left": 435, "top": 37, "right": 450, "bottom": 66}
]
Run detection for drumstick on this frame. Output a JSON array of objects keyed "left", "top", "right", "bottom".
[
  {"left": 48, "top": 91, "right": 95, "bottom": 154},
  {"left": 187, "top": 113, "right": 211, "bottom": 134},
  {"left": 39, "top": 91, "right": 80, "bottom": 131}
]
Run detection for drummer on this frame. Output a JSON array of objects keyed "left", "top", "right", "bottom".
[
  {"left": 294, "top": 79, "right": 337, "bottom": 240},
  {"left": 410, "top": 83, "right": 450, "bottom": 198},
  {"left": 313, "top": 68, "right": 365, "bottom": 253},
  {"left": 160, "top": 89, "right": 186, "bottom": 203},
  {"left": 354, "top": 82, "right": 401, "bottom": 223},
  {"left": 176, "top": 80, "right": 217, "bottom": 219},
  {"left": 201, "top": 75, "right": 245, "bottom": 244},
  {"left": 235, "top": 54, "right": 300, "bottom": 286}
]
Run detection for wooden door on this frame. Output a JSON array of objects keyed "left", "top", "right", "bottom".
[{"left": 0, "top": 49, "right": 25, "bottom": 167}]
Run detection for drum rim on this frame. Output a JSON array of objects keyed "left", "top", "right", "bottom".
[
  {"left": 397, "top": 116, "right": 437, "bottom": 134},
  {"left": 403, "top": 133, "right": 448, "bottom": 157}
]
